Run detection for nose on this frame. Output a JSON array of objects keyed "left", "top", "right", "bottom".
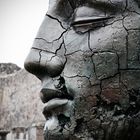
[{"left": 24, "top": 48, "right": 65, "bottom": 79}]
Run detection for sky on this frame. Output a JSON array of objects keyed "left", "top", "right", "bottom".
[{"left": 0, "top": 0, "right": 49, "bottom": 68}]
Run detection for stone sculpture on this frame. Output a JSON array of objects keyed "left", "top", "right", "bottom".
[{"left": 24, "top": 0, "right": 140, "bottom": 139}]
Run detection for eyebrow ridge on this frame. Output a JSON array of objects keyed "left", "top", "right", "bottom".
[{"left": 88, "top": 0, "right": 125, "bottom": 9}]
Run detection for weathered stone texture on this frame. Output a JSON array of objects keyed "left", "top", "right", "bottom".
[
  {"left": 0, "top": 63, "right": 45, "bottom": 130},
  {"left": 23, "top": 0, "right": 140, "bottom": 139},
  {"left": 0, "top": 63, "right": 20, "bottom": 76}
]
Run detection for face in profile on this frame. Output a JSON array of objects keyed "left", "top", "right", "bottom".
[{"left": 24, "top": 0, "right": 140, "bottom": 139}]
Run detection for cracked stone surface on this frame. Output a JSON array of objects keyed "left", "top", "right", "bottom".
[
  {"left": 92, "top": 52, "right": 119, "bottom": 80},
  {"left": 24, "top": 0, "right": 140, "bottom": 139},
  {"left": 0, "top": 63, "right": 21, "bottom": 75}
]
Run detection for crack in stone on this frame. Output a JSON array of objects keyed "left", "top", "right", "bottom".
[
  {"left": 65, "top": 50, "right": 83, "bottom": 56},
  {"left": 116, "top": 52, "right": 120, "bottom": 72},
  {"left": 35, "top": 37, "right": 50, "bottom": 44},
  {"left": 64, "top": 74, "right": 90, "bottom": 80},
  {"left": 35, "top": 14, "right": 70, "bottom": 44},
  {"left": 125, "top": 0, "right": 140, "bottom": 15},
  {"left": 106, "top": 17, "right": 124, "bottom": 28},
  {"left": 120, "top": 15, "right": 129, "bottom": 70},
  {"left": 90, "top": 45, "right": 120, "bottom": 80},
  {"left": 35, "top": 27, "right": 67, "bottom": 44},
  {"left": 39, "top": 50, "right": 42, "bottom": 64},
  {"left": 88, "top": 31, "right": 92, "bottom": 52},
  {"left": 90, "top": 54, "right": 98, "bottom": 82},
  {"left": 127, "top": 9, "right": 140, "bottom": 15},
  {"left": 32, "top": 47, "right": 55, "bottom": 54},
  {"left": 55, "top": 40, "right": 68, "bottom": 67},
  {"left": 46, "top": 14, "right": 67, "bottom": 30},
  {"left": 55, "top": 39, "right": 65, "bottom": 54},
  {"left": 32, "top": 47, "right": 57, "bottom": 65},
  {"left": 122, "top": 14, "right": 140, "bottom": 30},
  {"left": 126, "top": 28, "right": 140, "bottom": 31},
  {"left": 120, "top": 68, "right": 140, "bottom": 70},
  {"left": 100, "top": 72, "right": 120, "bottom": 81},
  {"left": 64, "top": 74, "right": 95, "bottom": 87}
]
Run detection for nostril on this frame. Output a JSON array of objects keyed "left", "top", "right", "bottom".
[
  {"left": 54, "top": 76, "right": 65, "bottom": 89},
  {"left": 24, "top": 49, "right": 65, "bottom": 79}
]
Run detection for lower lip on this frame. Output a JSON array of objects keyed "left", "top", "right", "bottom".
[
  {"left": 44, "top": 98, "right": 69, "bottom": 111},
  {"left": 43, "top": 98, "right": 73, "bottom": 116},
  {"left": 43, "top": 99, "right": 73, "bottom": 131}
]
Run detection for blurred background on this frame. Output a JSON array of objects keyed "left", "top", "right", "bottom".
[{"left": 0, "top": 0, "right": 49, "bottom": 68}]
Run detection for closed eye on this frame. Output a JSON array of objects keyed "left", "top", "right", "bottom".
[{"left": 71, "top": 16, "right": 114, "bottom": 27}]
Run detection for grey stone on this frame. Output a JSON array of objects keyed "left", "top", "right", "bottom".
[
  {"left": 0, "top": 63, "right": 20, "bottom": 76},
  {"left": 0, "top": 64, "right": 44, "bottom": 130},
  {"left": 23, "top": 0, "right": 140, "bottom": 139},
  {"left": 92, "top": 52, "right": 119, "bottom": 80}
]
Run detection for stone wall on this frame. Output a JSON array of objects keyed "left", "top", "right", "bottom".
[{"left": 0, "top": 63, "right": 45, "bottom": 139}]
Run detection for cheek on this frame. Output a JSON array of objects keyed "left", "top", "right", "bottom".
[
  {"left": 64, "top": 30, "right": 90, "bottom": 54},
  {"left": 89, "top": 20, "right": 127, "bottom": 51},
  {"left": 63, "top": 50, "right": 101, "bottom": 88},
  {"left": 72, "top": 84, "right": 101, "bottom": 119},
  {"left": 63, "top": 52, "right": 95, "bottom": 94},
  {"left": 92, "top": 52, "right": 119, "bottom": 80},
  {"left": 127, "top": 30, "right": 140, "bottom": 69},
  {"left": 123, "top": 13, "right": 140, "bottom": 30},
  {"left": 90, "top": 20, "right": 128, "bottom": 70},
  {"left": 63, "top": 51, "right": 93, "bottom": 77}
]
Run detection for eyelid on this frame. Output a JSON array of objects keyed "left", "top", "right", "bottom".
[{"left": 71, "top": 16, "right": 113, "bottom": 27}]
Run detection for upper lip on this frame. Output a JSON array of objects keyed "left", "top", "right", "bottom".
[{"left": 40, "top": 88, "right": 74, "bottom": 103}]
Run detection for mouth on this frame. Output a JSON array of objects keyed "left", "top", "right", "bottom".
[
  {"left": 40, "top": 88, "right": 73, "bottom": 103},
  {"left": 40, "top": 88, "right": 74, "bottom": 131}
]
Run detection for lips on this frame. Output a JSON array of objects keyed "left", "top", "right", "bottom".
[
  {"left": 40, "top": 87, "right": 74, "bottom": 119},
  {"left": 43, "top": 98, "right": 68, "bottom": 111},
  {"left": 40, "top": 88, "right": 73, "bottom": 103},
  {"left": 41, "top": 87, "right": 74, "bottom": 132}
]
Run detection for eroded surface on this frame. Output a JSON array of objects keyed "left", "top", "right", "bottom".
[{"left": 24, "top": 0, "right": 140, "bottom": 139}]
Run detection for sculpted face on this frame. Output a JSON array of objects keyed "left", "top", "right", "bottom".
[{"left": 24, "top": 0, "right": 140, "bottom": 139}]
